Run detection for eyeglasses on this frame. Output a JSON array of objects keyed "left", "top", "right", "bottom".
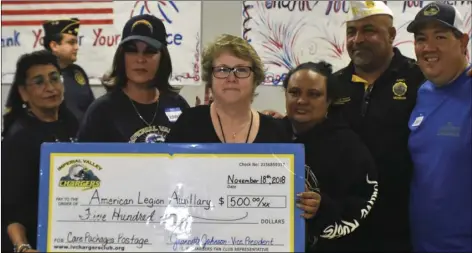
[
  {"left": 28, "top": 72, "right": 62, "bottom": 87},
  {"left": 212, "top": 66, "right": 253, "bottom": 79}
]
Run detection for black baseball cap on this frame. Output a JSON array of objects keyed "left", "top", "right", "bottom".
[
  {"left": 407, "top": 2, "right": 465, "bottom": 34},
  {"left": 119, "top": 14, "right": 167, "bottom": 50}
]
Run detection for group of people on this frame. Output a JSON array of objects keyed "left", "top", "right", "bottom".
[{"left": 1, "top": 1, "right": 471, "bottom": 252}]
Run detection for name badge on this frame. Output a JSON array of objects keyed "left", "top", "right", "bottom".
[
  {"left": 165, "top": 108, "right": 182, "bottom": 122},
  {"left": 412, "top": 115, "right": 424, "bottom": 127}
]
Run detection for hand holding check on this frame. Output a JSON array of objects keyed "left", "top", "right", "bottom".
[{"left": 297, "top": 185, "right": 321, "bottom": 219}]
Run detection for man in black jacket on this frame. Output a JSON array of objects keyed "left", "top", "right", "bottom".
[{"left": 333, "top": 1, "right": 424, "bottom": 251}]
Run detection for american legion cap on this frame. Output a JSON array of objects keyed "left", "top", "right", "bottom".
[
  {"left": 407, "top": 2, "right": 465, "bottom": 34},
  {"left": 119, "top": 14, "right": 168, "bottom": 50},
  {"left": 43, "top": 18, "right": 80, "bottom": 38},
  {"left": 347, "top": 1, "right": 394, "bottom": 22}
]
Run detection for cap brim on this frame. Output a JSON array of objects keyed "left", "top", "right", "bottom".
[
  {"left": 407, "top": 18, "right": 457, "bottom": 33},
  {"left": 119, "top": 35, "right": 164, "bottom": 50}
]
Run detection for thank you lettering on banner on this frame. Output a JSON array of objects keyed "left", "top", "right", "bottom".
[
  {"left": 402, "top": 1, "right": 424, "bottom": 13},
  {"left": 92, "top": 28, "right": 120, "bottom": 47},
  {"left": 1, "top": 1, "right": 200, "bottom": 85},
  {"left": 325, "top": 0, "right": 389, "bottom": 15},
  {"left": 265, "top": 0, "right": 319, "bottom": 11},
  {"left": 32, "top": 29, "right": 84, "bottom": 49},
  {"left": 1, "top": 30, "right": 21, "bottom": 48}
]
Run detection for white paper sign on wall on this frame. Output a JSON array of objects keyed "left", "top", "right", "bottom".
[{"left": 1, "top": 0, "right": 202, "bottom": 86}]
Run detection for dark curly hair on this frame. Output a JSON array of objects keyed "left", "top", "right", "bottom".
[
  {"left": 282, "top": 61, "right": 342, "bottom": 104},
  {"left": 2, "top": 50, "right": 61, "bottom": 137}
]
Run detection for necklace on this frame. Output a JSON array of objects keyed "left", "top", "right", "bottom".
[
  {"left": 129, "top": 98, "right": 159, "bottom": 127},
  {"left": 217, "top": 111, "right": 254, "bottom": 143}
]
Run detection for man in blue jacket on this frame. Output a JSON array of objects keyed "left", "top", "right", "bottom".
[{"left": 407, "top": 2, "right": 471, "bottom": 252}]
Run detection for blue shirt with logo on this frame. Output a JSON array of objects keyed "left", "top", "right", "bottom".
[{"left": 408, "top": 65, "right": 471, "bottom": 252}]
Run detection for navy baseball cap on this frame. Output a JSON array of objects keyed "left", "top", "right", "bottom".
[
  {"left": 407, "top": 2, "right": 465, "bottom": 34},
  {"left": 119, "top": 14, "right": 168, "bottom": 49}
]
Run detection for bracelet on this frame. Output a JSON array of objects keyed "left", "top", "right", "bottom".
[{"left": 15, "top": 243, "right": 32, "bottom": 252}]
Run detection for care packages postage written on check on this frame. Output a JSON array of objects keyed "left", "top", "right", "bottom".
[{"left": 37, "top": 143, "right": 306, "bottom": 252}]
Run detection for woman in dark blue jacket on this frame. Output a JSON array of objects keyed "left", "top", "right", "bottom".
[
  {"left": 2, "top": 50, "right": 78, "bottom": 252},
  {"left": 285, "top": 62, "right": 379, "bottom": 252}
]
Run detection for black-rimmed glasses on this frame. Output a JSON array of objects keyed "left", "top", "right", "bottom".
[{"left": 212, "top": 66, "right": 253, "bottom": 79}]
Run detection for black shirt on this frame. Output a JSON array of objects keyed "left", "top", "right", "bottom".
[
  {"left": 62, "top": 64, "right": 95, "bottom": 122},
  {"left": 165, "top": 105, "right": 289, "bottom": 143},
  {"left": 279, "top": 112, "right": 378, "bottom": 252},
  {"left": 334, "top": 47, "right": 425, "bottom": 251},
  {"left": 77, "top": 89, "right": 190, "bottom": 143},
  {"left": 1, "top": 109, "right": 78, "bottom": 252}
]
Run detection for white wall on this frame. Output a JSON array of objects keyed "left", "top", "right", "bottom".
[{"left": 1, "top": 1, "right": 286, "bottom": 115}]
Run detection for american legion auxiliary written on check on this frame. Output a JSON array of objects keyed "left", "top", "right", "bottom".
[{"left": 37, "top": 144, "right": 305, "bottom": 252}]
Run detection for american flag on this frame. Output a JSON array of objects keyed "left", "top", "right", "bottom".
[{"left": 1, "top": 0, "right": 114, "bottom": 26}]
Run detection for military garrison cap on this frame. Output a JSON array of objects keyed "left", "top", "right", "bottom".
[
  {"left": 348, "top": 1, "right": 394, "bottom": 22},
  {"left": 43, "top": 18, "right": 80, "bottom": 38}
]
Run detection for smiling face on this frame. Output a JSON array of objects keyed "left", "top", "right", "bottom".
[
  {"left": 211, "top": 51, "right": 254, "bottom": 104},
  {"left": 124, "top": 40, "right": 161, "bottom": 86},
  {"left": 346, "top": 15, "right": 396, "bottom": 71},
  {"left": 19, "top": 64, "right": 64, "bottom": 111},
  {"left": 285, "top": 69, "right": 330, "bottom": 124},
  {"left": 414, "top": 22, "right": 469, "bottom": 86}
]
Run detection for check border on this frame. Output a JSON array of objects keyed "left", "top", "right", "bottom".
[{"left": 38, "top": 143, "right": 306, "bottom": 252}]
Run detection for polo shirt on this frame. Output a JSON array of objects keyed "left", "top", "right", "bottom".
[{"left": 408, "top": 65, "right": 472, "bottom": 252}]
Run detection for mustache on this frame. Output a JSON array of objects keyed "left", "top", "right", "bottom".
[{"left": 351, "top": 46, "right": 371, "bottom": 51}]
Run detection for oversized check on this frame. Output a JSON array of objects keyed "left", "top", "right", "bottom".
[{"left": 37, "top": 143, "right": 306, "bottom": 252}]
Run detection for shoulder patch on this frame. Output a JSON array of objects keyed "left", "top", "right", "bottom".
[{"left": 74, "top": 70, "right": 86, "bottom": 85}]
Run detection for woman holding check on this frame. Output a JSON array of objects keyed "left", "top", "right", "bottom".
[
  {"left": 165, "top": 34, "right": 287, "bottom": 143},
  {"left": 284, "top": 62, "right": 379, "bottom": 252}
]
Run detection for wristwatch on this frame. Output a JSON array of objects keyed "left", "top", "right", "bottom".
[{"left": 14, "top": 243, "right": 32, "bottom": 252}]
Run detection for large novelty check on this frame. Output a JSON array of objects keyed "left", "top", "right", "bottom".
[{"left": 37, "top": 143, "right": 305, "bottom": 252}]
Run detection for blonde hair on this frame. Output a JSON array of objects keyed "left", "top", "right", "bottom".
[{"left": 202, "top": 34, "right": 265, "bottom": 89}]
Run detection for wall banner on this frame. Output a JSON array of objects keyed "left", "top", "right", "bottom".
[
  {"left": 242, "top": 1, "right": 471, "bottom": 86},
  {"left": 1, "top": 0, "right": 202, "bottom": 85}
]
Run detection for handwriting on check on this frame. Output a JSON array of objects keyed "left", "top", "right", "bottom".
[
  {"left": 88, "top": 189, "right": 213, "bottom": 209},
  {"left": 171, "top": 233, "right": 275, "bottom": 251}
]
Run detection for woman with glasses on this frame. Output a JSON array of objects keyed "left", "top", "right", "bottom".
[
  {"left": 77, "top": 14, "right": 189, "bottom": 143},
  {"left": 2, "top": 50, "right": 78, "bottom": 253},
  {"left": 280, "top": 61, "right": 378, "bottom": 252},
  {"left": 165, "top": 34, "right": 287, "bottom": 143}
]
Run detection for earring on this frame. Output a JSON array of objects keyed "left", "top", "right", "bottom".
[
  {"left": 22, "top": 103, "right": 27, "bottom": 109},
  {"left": 325, "top": 112, "right": 328, "bottom": 118}
]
